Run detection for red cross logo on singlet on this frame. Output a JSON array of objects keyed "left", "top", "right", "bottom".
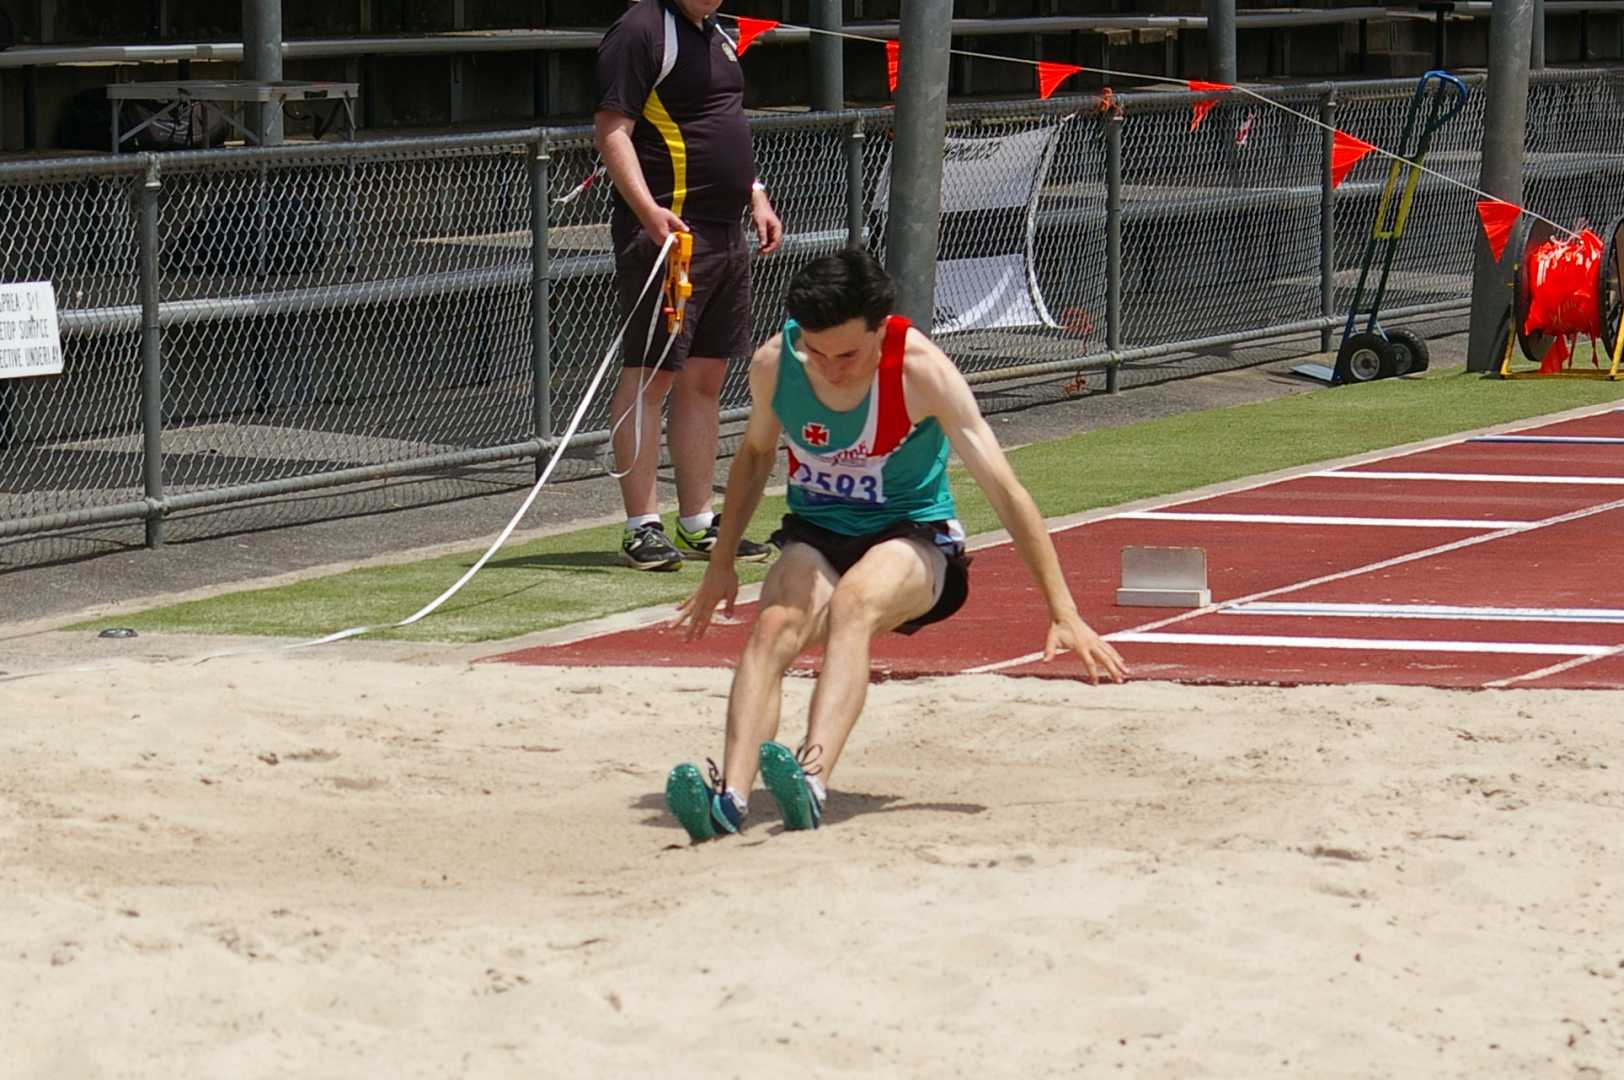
[{"left": 802, "top": 422, "right": 830, "bottom": 447}]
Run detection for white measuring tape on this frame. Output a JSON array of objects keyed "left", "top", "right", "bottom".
[
  {"left": 226, "top": 232, "right": 686, "bottom": 657},
  {"left": 3, "top": 232, "right": 686, "bottom": 681}
]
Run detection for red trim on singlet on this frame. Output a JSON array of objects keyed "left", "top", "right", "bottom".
[{"left": 871, "top": 315, "right": 913, "bottom": 456}]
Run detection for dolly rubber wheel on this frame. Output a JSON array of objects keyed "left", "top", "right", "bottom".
[
  {"left": 1385, "top": 327, "right": 1430, "bottom": 375},
  {"left": 1600, "top": 214, "right": 1624, "bottom": 364},
  {"left": 1335, "top": 332, "right": 1398, "bottom": 384}
]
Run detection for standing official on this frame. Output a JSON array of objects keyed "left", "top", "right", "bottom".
[{"left": 595, "top": 0, "right": 783, "bottom": 570}]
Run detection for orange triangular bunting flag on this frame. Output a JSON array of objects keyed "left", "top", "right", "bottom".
[
  {"left": 1475, "top": 199, "right": 1520, "bottom": 262},
  {"left": 1187, "top": 80, "right": 1231, "bottom": 132},
  {"left": 734, "top": 17, "right": 778, "bottom": 57},
  {"left": 1330, "top": 130, "right": 1377, "bottom": 189},
  {"left": 1037, "top": 62, "right": 1083, "bottom": 100},
  {"left": 886, "top": 40, "right": 900, "bottom": 93},
  {"left": 1190, "top": 97, "right": 1219, "bottom": 132}
]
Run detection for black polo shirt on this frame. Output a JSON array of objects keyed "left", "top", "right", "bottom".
[{"left": 595, "top": 0, "right": 755, "bottom": 225}]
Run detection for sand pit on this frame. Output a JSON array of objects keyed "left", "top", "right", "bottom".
[{"left": 4, "top": 653, "right": 1623, "bottom": 1076}]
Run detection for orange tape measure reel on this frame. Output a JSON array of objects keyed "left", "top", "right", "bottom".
[
  {"left": 662, "top": 231, "right": 694, "bottom": 337},
  {"left": 1501, "top": 214, "right": 1624, "bottom": 380}
]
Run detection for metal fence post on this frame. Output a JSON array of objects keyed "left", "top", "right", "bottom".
[
  {"left": 1105, "top": 110, "right": 1123, "bottom": 394},
  {"left": 885, "top": 4, "right": 951, "bottom": 329},
  {"left": 137, "top": 155, "right": 165, "bottom": 547},
  {"left": 530, "top": 136, "right": 553, "bottom": 457},
  {"left": 1468, "top": 0, "right": 1536, "bottom": 371},
  {"left": 1319, "top": 88, "right": 1337, "bottom": 353},
  {"left": 846, "top": 117, "right": 867, "bottom": 248},
  {"left": 810, "top": 0, "right": 845, "bottom": 112}
]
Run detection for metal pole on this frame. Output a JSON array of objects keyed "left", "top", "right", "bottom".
[
  {"left": 846, "top": 118, "right": 867, "bottom": 247},
  {"left": 138, "top": 157, "right": 166, "bottom": 547},
  {"left": 1209, "top": 0, "right": 1240, "bottom": 188},
  {"left": 242, "top": 0, "right": 284, "bottom": 145},
  {"left": 1466, "top": 0, "right": 1535, "bottom": 372},
  {"left": 22, "top": 67, "right": 36, "bottom": 150},
  {"left": 810, "top": 0, "right": 844, "bottom": 112},
  {"left": 885, "top": 0, "right": 952, "bottom": 329},
  {"left": 529, "top": 138, "right": 552, "bottom": 450},
  {"left": 1531, "top": 0, "right": 1546, "bottom": 69},
  {"left": 1105, "top": 111, "right": 1123, "bottom": 395},
  {"left": 1207, "top": 0, "right": 1238, "bottom": 83},
  {"left": 1319, "top": 88, "right": 1337, "bottom": 353}
]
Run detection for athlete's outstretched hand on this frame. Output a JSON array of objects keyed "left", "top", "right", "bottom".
[
  {"left": 672, "top": 564, "right": 739, "bottom": 641},
  {"left": 1045, "top": 612, "right": 1129, "bottom": 685}
]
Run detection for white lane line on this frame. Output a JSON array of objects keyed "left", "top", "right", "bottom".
[
  {"left": 1316, "top": 470, "right": 1624, "bottom": 485},
  {"left": 1485, "top": 643, "right": 1624, "bottom": 688},
  {"left": 967, "top": 492, "right": 1624, "bottom": 675},
  {"left": 1225, "top": 602, "right": 1624, "bottom": 624},
  {"left": 1470, "top": 435, "right": 1624, "bottom": 444},
  {"left": 1103, "top": 631, "right": 1612, "bottom": 657},
  {"left": 1120, "top": 511, "right": 1530, "bottom": 530}
]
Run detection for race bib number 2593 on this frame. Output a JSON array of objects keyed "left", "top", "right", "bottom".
[{"left": 790, "top": 457, "right": 886, "bottom": 504}]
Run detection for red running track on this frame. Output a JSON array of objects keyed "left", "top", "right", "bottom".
[{"left": 492, "top": 404, "right": 1624, "bottom": 690}]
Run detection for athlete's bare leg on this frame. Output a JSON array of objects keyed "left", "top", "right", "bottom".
[
  {"left": 801, "top": 537, "right": 940, "bottom": 785},
  {"left": 720, "top": 542, "right": 837, "bottom": 795}
]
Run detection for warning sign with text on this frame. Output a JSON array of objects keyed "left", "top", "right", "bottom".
[{"left": 0, "top": 282, "right": 63, "bottom": 379}]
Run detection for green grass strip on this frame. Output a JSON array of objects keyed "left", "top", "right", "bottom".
[{"left": 87, "top": 367, "right": 1622, "bottom": 643}]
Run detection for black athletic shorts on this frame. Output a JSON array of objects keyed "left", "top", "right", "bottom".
[
  {"left": 612, "top": 210, "right": 752, "bottom": 372},
  {"left": 769, "top": 514, "right": 972, "bottom": 635}
]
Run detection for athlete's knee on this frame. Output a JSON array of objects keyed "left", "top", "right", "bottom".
[
  {"left": 826, "top": 580, "right": 888, "bottom": 636},
  {"left": 747, "top": 604, "right": 810, "bottom": 665}
]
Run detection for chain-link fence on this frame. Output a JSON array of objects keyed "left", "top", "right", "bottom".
[{"left": 4, "top": 68, "right": 1624, "bottom": 559}]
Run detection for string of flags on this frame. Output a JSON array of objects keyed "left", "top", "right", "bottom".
[{"left": 722, "top": 13, "right": 1569, "bottom": 254}]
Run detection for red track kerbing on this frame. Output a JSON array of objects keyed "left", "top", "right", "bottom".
[{"left": 490, "top": 404, "right": 1624, "bottom": 690}]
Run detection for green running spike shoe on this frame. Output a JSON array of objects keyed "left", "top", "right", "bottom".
[
  {"left": 664, "top": 760, "right": 745, "bottom": 843},
  {"left": 758, "top": 741, "right": 824, "bottom": 831}
]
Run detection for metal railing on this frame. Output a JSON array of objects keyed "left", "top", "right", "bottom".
[
  {"left": 3, "top": 67, "right": 1623, "bottom": 557},
  {"left": 0, "top": 10, "right": 1411, "bottom": 69}
]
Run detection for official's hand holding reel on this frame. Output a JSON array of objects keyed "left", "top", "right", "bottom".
[{"left": 663, "top": 230, "right": 694, "bottom": 337}]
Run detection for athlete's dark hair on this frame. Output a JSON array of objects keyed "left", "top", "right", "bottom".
[{"left": 784, "top": 247, "right": 897, "bottom": 332}]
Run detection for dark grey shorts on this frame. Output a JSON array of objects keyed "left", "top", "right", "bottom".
[
  {"left": 611, "top": 213, "right": 753, "bottom": 372},
  {"left": 768, "top": 514, "right": 972, "bottom": 635}
]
